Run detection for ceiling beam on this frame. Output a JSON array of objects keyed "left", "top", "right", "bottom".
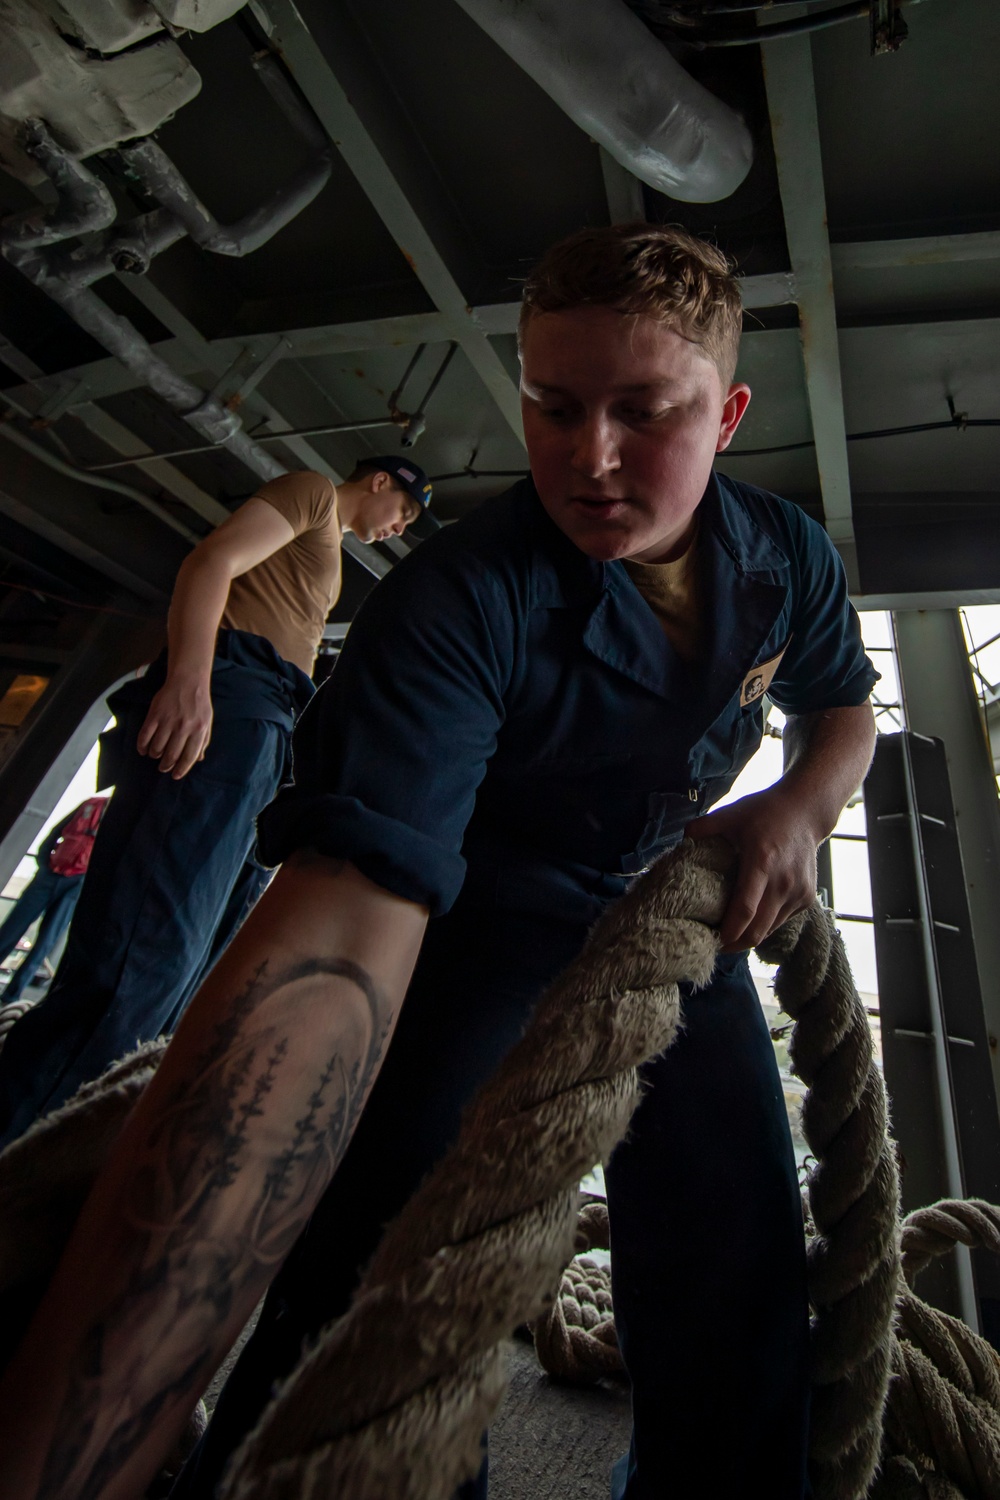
[
  {"left": 741, "top": 271, "right": 797, "bottom": 309},
  {"left": 249, "top": 0, "right": 525, "bottom": 447},
  {"left": 0, "top": 334, "right": 44, "bottom": 382},
  {"left": 6, "top": 293, "right": 993, "bottom": 444},
  {"left": 68, "top": 403, "right": 229, "bottom": 527},
  {"left": 4, "top": 215, "right": 993, "bottom": 416},
  {"left": 119, "top": 273, "right": 392, "bottom": 578},
  {"left": 831, "top": 230, "right": 1000, "bottom": 271},
  {"left": 854, "top": 587, "right": 1000, "bottom": 612},
  {"left": 761, "top": 30, "right": 857, "bottom": 588},
  {"left": 0, "top": 485, "right": 166, "bottom": 602},
  {"left": 0, "top": 286, "right": 798, "bottom": 419}
]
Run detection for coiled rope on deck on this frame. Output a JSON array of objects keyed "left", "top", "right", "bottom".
[
  {"left": 524, "top": 954, "right": 1000, "bottom": 1494},
  {"left": 530, "top": 1201, "right": 622, "bottom": 1384},
  {"left": 875, "top": 1204, "right": 1000, "bottom": 1499}
]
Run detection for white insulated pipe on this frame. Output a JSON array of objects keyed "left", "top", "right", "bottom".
[{"left": 454, "top": 0, "right": 753, "bottom": 203}]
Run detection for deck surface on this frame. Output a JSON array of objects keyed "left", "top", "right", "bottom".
[
  {"left": 200, "top": 1321, "right": 632, "bottom": 1499},
  {"left": 490, "top": 1338, "right": 631, "bottom": 1500}
]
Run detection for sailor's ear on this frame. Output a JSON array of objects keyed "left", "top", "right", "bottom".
[{"left": 717, "top": 384, "right": 751, "bottom": 453}]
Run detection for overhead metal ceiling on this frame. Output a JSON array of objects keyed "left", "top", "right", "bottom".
[{"left": 0, "top": 0, "right": 998, "bottom": 631}]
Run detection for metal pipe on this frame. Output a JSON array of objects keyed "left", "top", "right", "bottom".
[
  {"left": 452, "top": 0, "right": 752, "bottom": 202},
  {"left": 6, "top": 242, "right": 272, "bottom": 461},
  {"left": 0, "top": 59, "right": 344, "bottom": 524},
  {"left": 675, "top": 0, "right": 932, "bottom": 45},
  {"left": 115, "top": 50, "right": 332, "bottom": 262},
  {"left": 388, "top": 345, "right": 427, "bottom": 416},
  {"left": 45, "top": 210, "right": 185, "bottom": 288},
  {"left": 0, "top": 120, "right": 116, "bottom": 251},
  {"left": 251, "top": 51, "right": 330, "bottom": 151},
  {"left": 400, "top": 342, "right": 459, "bottom": 447},
  {"left": 117, "top": 136, "right": 331, "bottom": 259},
  {"left": 56, "top": 208, "right": 187, "bottom": 287},
  {"left": 1, "top": 123, "right": 291, "bottom": 489},
  {"left": 697, "top": 1, "right": 873, "bottom": 45},
  {"left": 0, "top": 417, "right": 203, "bottom": 544},
  {"left": 696, "top": 1, "right": 845, "bottom": 11},
  {"left": 9, "top": 52, "right": 331, "bottom": 294}
]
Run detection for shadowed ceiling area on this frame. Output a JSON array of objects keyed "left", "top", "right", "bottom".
[{"left": 0, "top": 0, "right": 998, "bottom": 635}]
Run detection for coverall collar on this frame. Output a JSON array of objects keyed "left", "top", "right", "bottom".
[
  {"left": 701, "top": 470, "right": 791, "bottom": 577},
  {"left": 521, "top": 472, "right": 791, "bottom": 704},
  {"left": 523, "top": 470, "right": 791, "bottom": 598}
]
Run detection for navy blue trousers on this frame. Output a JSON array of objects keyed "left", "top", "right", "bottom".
[
  {"left": 171, "top": 894, "right": 810, "bottom": 1499},
  {"left": 0, "top": 649, "right": 305, "bottom": 1150},
  {"left": 605, "top": 954, "right": 811, "bottom": 1498},
  {"left": 0, "top": 865, "right": 83, "bottom": 1004}
]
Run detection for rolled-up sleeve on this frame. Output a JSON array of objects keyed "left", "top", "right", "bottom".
[
  {"left": 257, "top": 541, "right": 515, "bottom": 915},
  {"left": 766, "top": 507, "right": 880, "bottom": 714}
]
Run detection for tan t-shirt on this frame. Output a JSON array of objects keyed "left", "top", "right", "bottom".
[
  {"left": 622, "top": 529, "right": 703, "bottom": 665},
  {"left": 221, "top": 472, "right": 342, "bottom": 674}
]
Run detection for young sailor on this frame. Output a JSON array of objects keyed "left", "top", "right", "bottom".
[{"left": 0, "top": 226, "right": 875, "bottom": 1500}]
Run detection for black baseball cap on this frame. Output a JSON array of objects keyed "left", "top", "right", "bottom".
[{"left": 369, "top": 455, "right": 432, "bottom": 510}]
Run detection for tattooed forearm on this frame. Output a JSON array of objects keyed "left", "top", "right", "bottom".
[{"left": 35, "top": 955, "right": 394, "bottom": 1500}]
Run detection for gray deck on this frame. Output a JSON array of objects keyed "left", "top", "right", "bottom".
[
  {"left": 200, "top": 1322, "right": 632, "bottom": 1499},
  {"left": 490, "top": 1338, "right": 631, "bottom": 1500}
]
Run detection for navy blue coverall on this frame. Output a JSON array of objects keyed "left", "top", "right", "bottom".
[
  {"left": 173, "top": 475, "right": 876, "bottom": 1500},
  {"left": 0, "top": 631, "right": 313, "bottom": 1148}
]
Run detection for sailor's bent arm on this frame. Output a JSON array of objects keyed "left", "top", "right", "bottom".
[{"left": 0, "top": 852, "right": 428, "bottom": 1500}]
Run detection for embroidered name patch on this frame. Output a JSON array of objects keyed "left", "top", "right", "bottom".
[{"left": 740, "top": 642, "right": 789, "bottom": 708}]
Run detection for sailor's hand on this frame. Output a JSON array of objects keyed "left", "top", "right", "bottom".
[
  {"left": 685, "top": 785, "right": 820, "bottom": 952},
  {"left": 136, "top": 673, "right": 213, "bottom": 780}
]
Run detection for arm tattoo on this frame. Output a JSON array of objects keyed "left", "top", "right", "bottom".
[{"left": 37, "top": 956, "right": 393, "bottom": 1500}]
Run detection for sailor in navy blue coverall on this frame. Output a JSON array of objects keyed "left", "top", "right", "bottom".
[
  {"left": 0, "top": 236, "right": 878, "bottom": 1500},
  {"left": 172, "top": 470, "right": 877, "bottom": 1500}
]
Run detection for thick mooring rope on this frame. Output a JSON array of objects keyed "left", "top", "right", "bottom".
[
  {"left": 901, "top": 1203, "right": 1000, "bottom": 1284},
  {"left": 217, "top": 840, "right": 899, "bottom": 1500},
  {"left": 1, "top": 840, "right": 999, "bottom": 1498},
  {"left": 525, "top": 960, "right": 1000, "bottom": 1499}
]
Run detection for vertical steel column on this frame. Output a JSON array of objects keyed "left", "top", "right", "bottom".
[
  {"left": 895, "top": 733, "right": 979, "bottom": 1330},
  {"left": 893, "top": 609, "right": 1000, "bottom": 1109},
  {"left": 866, "top": 732, "right": 1000, "bottom": 1336},
  {"left": 761, "top": 26, "right": 857, "bottom": 588}
]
